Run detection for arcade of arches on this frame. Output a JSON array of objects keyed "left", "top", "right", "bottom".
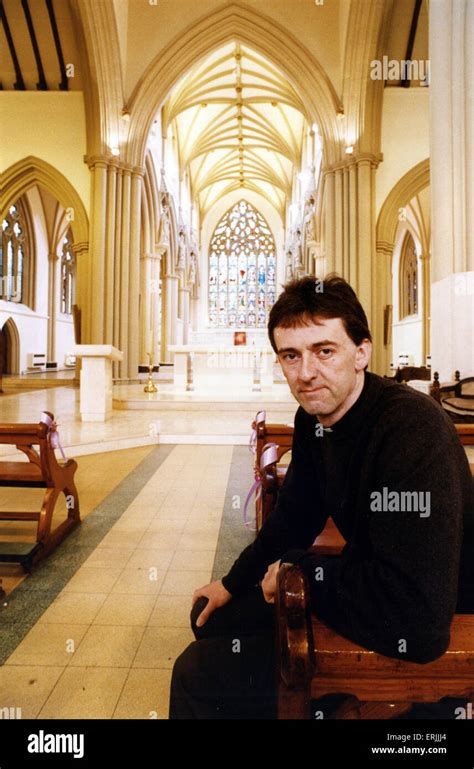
[{"left": 0, "top": 0, "right": 473, "bottom": 721}]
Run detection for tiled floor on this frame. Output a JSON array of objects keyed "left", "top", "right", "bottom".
[
  {"left": 0, "top": 444, "right": 234, "bottom": 719},
  {"left": 0, "top": 446, "right": 154, "bottom": 596}
]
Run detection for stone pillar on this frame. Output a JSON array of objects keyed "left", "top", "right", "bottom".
[
  {"left": 429, "top": 0, "right": 473, "bottom": 379},
  {"left": 373, "top": 243, "right": 393, "bottom": 376},
  {"left": 323, "top": 155, "right": 378, "bottom": 332},
  {"left": 140, "top": 252, "right": 153, "bottom": 362},
  {"left": 323, "top": 170, "right": 336, "bottom": 273},
  {"left": 334, "top": 168, "right": 344, "bottom": 275},
  {"left": 356, "top": 157, "right": 375, "bottom": 330},
  {"left": 88, "top": 157, "right": 108, "bottom": 344},
  {"left": 179, "top": 287, "right": 191, "bottom": 344},
  {"left": 119, "top": 167, "right": 131, "bottom": 378},
  {"left": 104, "top": 161, "right": 117, "bottom": 345},
  {"left": 112, "top": 168, "right": 123, "bottom": 379},
  {"left": 128, "top": 168, "right": 143, "bottom": 378},
  {"left": 420, "top": 253, "right": 431, "bottom": 366},
  {"left": 161, "top": 274, "right": 179, "bottom": 363},
  {"left": 47, "top": 252, "right": 58, "bottom": 365}
]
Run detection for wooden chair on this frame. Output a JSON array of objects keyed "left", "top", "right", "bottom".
[
  {"left": 276, "top": 563, "right": 474, "bottom": 719},
  {"left": 0, "top": 411, "right": 80, "bottom": 571}
]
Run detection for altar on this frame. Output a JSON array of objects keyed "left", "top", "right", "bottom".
[{"left": 168, "top": 344, "right": 275, "bottom": 390}]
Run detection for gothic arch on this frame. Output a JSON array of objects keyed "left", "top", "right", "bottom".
[
  {"left": 1, "top": 317, "right": 20, "bottom": 375},
  {"left": 0, "top": 156, "right": 89, "bottom": 248},
  {"left": 373, "top": 159, "right": 430, "bottom": 375},
  {"left": 126, "top": 2, "right": 342, "bottom": 168},
  {"left": 376, "top": 159, "right": 430, "bottom": 252}
]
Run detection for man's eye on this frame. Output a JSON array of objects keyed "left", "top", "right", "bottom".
[
  {"left": 282, "top": 353, "right": 297, "bottom": 361},
  {"left": 318, "top": 348, "right": 334, "bottom": 358}
]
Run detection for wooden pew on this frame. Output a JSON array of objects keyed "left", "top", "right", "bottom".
[
  {"left": 253, "top": 413, "right": 293, "bottom": 531},
  {"left": 252, "top": 412, "right": 345, "bottom": 553},
  {"left": 0, "top": 412, "right": 80, "bottom": 571},
  {"left": 276, "top": 563, "right": 474, "bottom": 719}
]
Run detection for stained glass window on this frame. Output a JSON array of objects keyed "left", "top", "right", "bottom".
[
  {"left": 208, "top": 200, "right": 276, "bottom": 327},
  {"left": 399, "top": 232, "right": 418, "bottom": 319},
  {"left": 1, "top": 204, "right": 27, "bottom": 303},
  {"left": 61, "top": 230, "right": 75, "bottom": 315}
]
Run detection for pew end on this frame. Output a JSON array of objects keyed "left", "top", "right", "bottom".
[
  {"left": 0, "top": 413, "right": 81, "bottom": 571},
  {"left": 276, "top": 562, "right": 474, "bottom": 720}
]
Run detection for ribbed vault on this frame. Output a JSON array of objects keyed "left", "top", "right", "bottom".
[{"left": 162, "top": 42, "right": 309, "bottom": 218}]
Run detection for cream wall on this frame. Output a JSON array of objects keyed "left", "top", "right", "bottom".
[
  {"left": 376, "top": 88, "right": 430, "bottom": 217},
  {"left": 124, "top": 0, "right": 343, "bottom": 101},
  {"left": 0, "top": 93, "right": 89, "bottom": 212}
]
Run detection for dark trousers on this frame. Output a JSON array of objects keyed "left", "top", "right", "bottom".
[{"left": 169, "top": 588, "right": 277, "bottom": 719}]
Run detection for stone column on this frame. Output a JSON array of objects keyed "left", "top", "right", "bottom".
[
  {"left": 87, "top": 157, "right": 108, "bottom": 344},
  {"left": 47, "top": 252, "right": 58, "bottom": 365},
  {"left": 112, "top": 167, "right": 123, "bottom": 379},
  {"left": 323, "top": 170, "right": 336, "bottom": 273},
  {"left": 161, "top": 274, "right": 179, "bottom": 363},
  {"left": 356, "top": 156, "right": 375, "bottom": 330},
  {"left": 179, "top": 287, "right": 191, "bottom": 344},
  {"left": 104, "top": 161, "right": 117, "bottom": 345},
  {"left": 119, "top": 167, "right": 131, "bottom": 378},
  {"left": 429, "top": 0, "right": 473, "bottom": 379},
  {"left": 373, "top": 242, "right": 393, "bottom": 376},
  {"left": 128, "top": 168, "right": 143, "bottom": 378},
  {"left": 420, "top": 253, "right": 431, "bottom": 366},
  {"left": 140, "top": 252, "right": 153, "bottom": 362}
]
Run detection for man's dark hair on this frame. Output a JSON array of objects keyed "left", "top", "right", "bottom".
[{"left": 268, "top": 274, "right": 372, "bottom": 353}]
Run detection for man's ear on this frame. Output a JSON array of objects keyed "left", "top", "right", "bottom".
[{"left": 355, "top": 339, "right": 372, "bottom": 372}]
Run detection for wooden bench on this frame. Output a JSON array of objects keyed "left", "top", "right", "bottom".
[
  {"left": 254, "top": 413, "right": 293, "bottom": 531},
  {"left": 252, "top": 411, "right": 345, "bottom": 553},
  {"left": 276, "top": 562, "right": 474, "bottom": 719},
  {"left": 0, "top": 412, "right": 80, "bottom": 571}
]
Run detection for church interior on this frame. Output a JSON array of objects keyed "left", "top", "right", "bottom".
[{"left": 0, "top": 0, "right": 473, "bottom": 722}]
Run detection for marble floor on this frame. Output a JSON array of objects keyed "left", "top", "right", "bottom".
[
  {"left": 0, "top": 383, "right": 297, "bottom": 458},
  {"left": 0, "top": 443, "right": 242, "bottom": 719}
]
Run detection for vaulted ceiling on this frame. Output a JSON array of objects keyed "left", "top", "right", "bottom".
[{"left": 162, "top": 43, "right": 309, "bottom": 218}]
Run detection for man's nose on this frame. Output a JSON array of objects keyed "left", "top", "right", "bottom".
[{"left": 299, "top": 352, "right": 320, "bottom": 382}]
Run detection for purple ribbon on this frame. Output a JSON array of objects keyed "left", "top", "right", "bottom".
[
  {"left": 40, "top": 412, "right": 67, "bottom": 461},
  {"left": 243, "top": 441, "right": 279, "bottom": 530},
  {"left": 249, "top": 409, "right": 266, "bottom": 454}
]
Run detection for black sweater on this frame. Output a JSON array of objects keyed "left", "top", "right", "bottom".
[{"left": 222, "top": 372, "right": 474, "bottom": 663}]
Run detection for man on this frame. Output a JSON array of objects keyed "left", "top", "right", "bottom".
[{"left": 169, "top": 275, "right": 474, "bottom": 719}]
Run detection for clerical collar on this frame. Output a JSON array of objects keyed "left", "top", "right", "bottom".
[{"left": 315, "top": 372, "right": 372, "bottom": 438}]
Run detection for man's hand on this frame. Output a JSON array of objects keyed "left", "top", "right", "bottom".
[
  {"left": 261, "top": 560, "right": 281, "bottom": 604},
  {"left": 192, "top": 580, "right": 232, "bottom": 627}
]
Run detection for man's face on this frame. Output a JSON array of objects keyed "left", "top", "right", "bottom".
[{"left": 273, "top": 316, "right": 371, "bottom": 420}]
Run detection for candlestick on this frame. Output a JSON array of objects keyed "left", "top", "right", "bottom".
[{"left": 144, "top": 351, "right": 157, "bottom": 393}]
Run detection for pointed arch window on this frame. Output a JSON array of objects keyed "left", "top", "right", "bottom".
[
  {"left": 1, "top": 203, "right": 29, "bottom": 304},
  {"left": 208, "top": 200, "right": 276, "bottom": 327},
  {"left": 399, "top": 232, "right": 418, "bottom": 319},
  {"left": 61, "top": 230, "right": 75, "bottom": 315}
]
